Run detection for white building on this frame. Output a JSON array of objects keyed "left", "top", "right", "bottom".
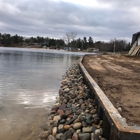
[
  {"left": 129, "top": 32, "right": 140, "bottom": 55},
  {"left": 138, "top": 35, "right": 140, "bottom": 46}
]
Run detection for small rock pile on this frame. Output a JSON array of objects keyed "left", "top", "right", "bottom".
[{"left": 39, "top": 64, "right": 107, "bottom": 140}]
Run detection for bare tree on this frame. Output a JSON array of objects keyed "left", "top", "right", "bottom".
[
  {"left": 63, "top": 32, "right": 77, "bottom": 51},
  {"left": 71, "top": 32, "right": 77, "bottom": 41},
  {"left": 64, "top": 32, "right": 71, "bottom": 45}
]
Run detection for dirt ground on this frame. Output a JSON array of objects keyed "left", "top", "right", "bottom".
[{"left": 83, "top": 54, "right": 140, "bottom": 126}]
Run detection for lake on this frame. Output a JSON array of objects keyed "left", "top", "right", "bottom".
[{"left": 0, "top": 47, "right": 90, "bottom": 140}]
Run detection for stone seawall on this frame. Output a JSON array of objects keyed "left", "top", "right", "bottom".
[{"left": 39, "top": 63, "right": 107, "bottom": 140}]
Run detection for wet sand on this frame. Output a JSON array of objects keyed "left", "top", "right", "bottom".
[
  {"left": 0, "top": 100, "right": 49, "bottom": 140},
  {"left": 83, "top": 54, "right": 140, "bottom": 126}
]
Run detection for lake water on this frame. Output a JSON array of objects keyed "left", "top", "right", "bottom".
[{"left": 0, "top": 47, "right": 89, "bottom": 140}]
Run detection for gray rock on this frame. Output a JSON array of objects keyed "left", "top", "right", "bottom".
[
  {"left": 62, "top": 129, "right": 74, "bottom": 140},
  {"left": 57, "top": 128, "right": 65, "bottom": 133},
  {"left": 94, "top": 129, "right": 103, "bottom": 140},
  {"left": 69, "top": 128, "right": 75, "bottom": 134},
  {"left": 92, "top": 114, "right": 98, "bottom": 119},
  {"left": 93, "top": 117, "right": 100, "bottom": 125},
  {"left": 72, "top": 107, "right": 77, "bottom": 113},
  {"left": 76, "top": 129, "right": 81, "bottom": 133},
  {"left": 86, "top": 113, "right": 92, "bottom": 120},
  {"left": 47, "top": 135, "right": 56, "bottom": 140},
  {"left": 58, "top": 124, "right": 63, "bottom": 130},
  {"left": 43, "top": 124, "right": 53, "bottom": 131},
  {"left": 50, "top": 120, "right": 55, "bottom": 125},
  {"left": 99, "top": 120, "right": 103, "bottom": 126},
  {"left": 91, "top": 133, "right": 94, "bottom": 140},
  {"left": 52, "top": 106, "right": 59, "bottom": 111},
  {"left": 53, "top": 115, "right": 60, "bottom": 122},
  {"left": 39, "top": 131, "right": 51, "bottom": 139},
  {"left": 79, "top": 99, "right": 84, "bottom": 104},
  {"left": 82, "top": 126, "right": 93, "bottom": 133},
  {"left": 73, "top": 117, "right": 80, "bottom": 123},
  {"left": 90, "top": 109, "right": 97, "bottom": 114},
  {"left": 51, "top": 110, "right": 56, "bottom": 114},
  {"left": 65, "top": 110, "right": 72, "bottom": 116},
  {"left": 78, "top": 133, "right": 90, "bottom": 140},
  {"left": 56, "top": 133, "right": 63, "bottom": 140},
  {"left": 92, "top": 126, "right": 97, "bottom": 133},
  {"left": 59, "top": 104, "right": 66, "bottom": 110},
  {"left": 62, "top": 85, "right": 68, "bottom": 90},
  {"left": 61, "top": 114, "right": 67, "bottom": 119},
  {"left": 88, "top": 104, "right": 93, "bottom": 109},
  {"left": 76, "top": 109, "right": 83, "bottom": 115},
  {"left": 100, "top": 128, "right": 103, "bottom": 135},
  {"left": 67, "top": 103, "right": 72, "bottom": 108},
  {"left": 85, "top": 89, "right": 90, "bottom": 94},
  {"left": 81, "top": 121, "right": 87, "bottom": 127},
  {"left": 63, "top": 99, "right": 67, "bottom": 103},
  {"left": 64, "top": 88, "right": 70, "bottom": 93},
  {"left": 79, "top": 116, "right": 86, "bottom": 122},
  {"left": 51, "top": 114, "right": 55, "bottom": 119},
  {"left": 71, "top": 94, "right": 76, "bottom": 99},
  {"left": 61, "top": 80, "right": 67, "bottom": 85},
  {"left": 66, "top": 117, "right": 71, "bottom": 122},
  {"left": 66, "top": 115, "right": 77, "bottom": 125},
  {"left": 86, "top": 119, "right": 92, "bottom": 125},
  {"left": 54, "top": 122, "right": 58, "bottom": 127},
  {"left": 80, "top": 112, "right": 86, "bottom": 116},
  {"left": 117, "top": 107, "right": 122, "bottom": 112},
  {"left": 73, "top": 122, "right": 82, "bottom": 130},
  {"left": 100, "top": 138, "right": 107, "bottom": 140},
  {"left": 81, "top": 105, "right": 86, "bottom": 110},
  {"left": 85, "top": 110, "right": 90, "bottom": 113},
  {"left": 59, "top": 119, "right": 66, "bottom": 124}
]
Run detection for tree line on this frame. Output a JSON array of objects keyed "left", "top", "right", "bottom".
[
  {"left": 69, "top": 37, "right": 131, "bottom": 52},
  {"left": 0, "top": 33, "right": 23, "bottom": 46},
  {"left": 0, "top": 32, "right": 131, "bottom": 52},
  {"left": 0, "top": 33, "right": 65, "bottom": 48},
  {"left": 64, "top": 32, "right": 131, "bottom": 52}
]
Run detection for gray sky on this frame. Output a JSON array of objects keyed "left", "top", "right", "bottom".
[{"left": 0, "top": 0, "right": 140, "bottom": 42}]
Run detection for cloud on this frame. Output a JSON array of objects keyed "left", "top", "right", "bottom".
[{"left": 0, "top": 0, "right": 139, "bottom": 41}]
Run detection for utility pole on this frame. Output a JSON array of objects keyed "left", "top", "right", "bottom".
[
  {"left": 114, "top": 38, "right": 116, "bottom": 53},
  {"left": 82, "top": 40, "right": 83, "bottom": 50}
]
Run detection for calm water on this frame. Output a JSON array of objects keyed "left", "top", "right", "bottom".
[{"left": 0, "top": 47, "right": 87, "bottom": 140}]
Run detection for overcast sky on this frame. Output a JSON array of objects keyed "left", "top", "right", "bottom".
[{"left": 0, "top": 0, "right": 140, "bottom": 42}]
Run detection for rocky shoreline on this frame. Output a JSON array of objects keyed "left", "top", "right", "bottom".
[{"left": 39, "top": 63, "right": 107, "bottom": 140}]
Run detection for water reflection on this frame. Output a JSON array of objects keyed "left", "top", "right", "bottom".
[
  {"left": 0, "top": 48, "right": 82, "bottom": 140},
  {"left": 0, "top": 49, "right": 80, "bottom": 106}
]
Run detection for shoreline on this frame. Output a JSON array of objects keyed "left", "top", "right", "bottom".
[
  {"left": 39, "top": 63, "right": 107, "bottom": 140},
  {"left": 38, "top": 54, "right": 140, "bottom": 140}
]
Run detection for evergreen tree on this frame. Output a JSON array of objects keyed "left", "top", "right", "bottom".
[{"left": 88, "top": 36, "right": 94, "bottom": 47}]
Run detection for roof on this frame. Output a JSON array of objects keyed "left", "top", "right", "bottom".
[{"left": 131, "top": 31, "right": 140, "bottom": 45}]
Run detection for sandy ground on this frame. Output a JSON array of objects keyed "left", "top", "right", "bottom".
[{"left": 83, "top": 54, "right": 140, "bottom": 126}]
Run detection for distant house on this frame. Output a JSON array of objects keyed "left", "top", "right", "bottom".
[
  {"left": 129, "top": 32, "right": 140, "bottom": 55},
  {"left": 87, "top": 48, "right": 99, "bottom": 53},
  {"left": 64, "top": 47, "right": 72, "bottom": 51},
  {"left": 42, "top": 41, "right": 49, "bottom": 48},
  {"left": 49, "top": 46, "right": 57, "bottom": 49}
]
